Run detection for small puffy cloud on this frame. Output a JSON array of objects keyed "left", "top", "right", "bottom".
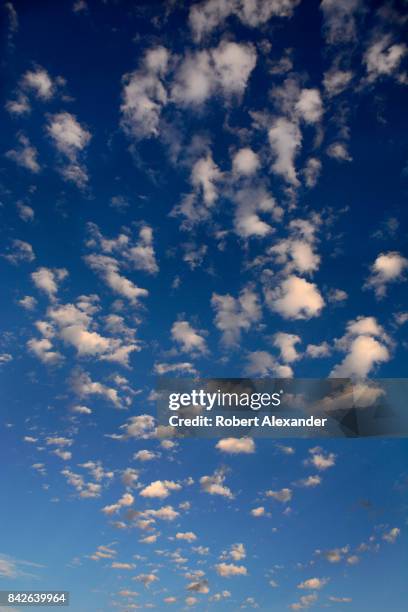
[
  {"left": 215, "top": 562, "right": 247, "bottom": 577},
  {"left": 323, "top": 69, "right": 353, "bottom": 96},
  {"left": 266, "top": 487, "right": 292, "bottom": 502},
  {"left": 31, "top": 267, "right": 68, "bottom": 299},
  {"left": 71, "top": 404, "right": 92, "bottom": 415},
  {"left": 86, "top": 254, "right": 148, "bottom": 305},
  {"left": 216, "top": 437, "right": 255, "bottom": 454},
  {"left": 364, "top": 34, "right": 407, "bottom": 83},
  {"left": 172, "top": 151, "right": 223, "bottom": 226},
  {"left": 268, "top": 117, "right": 302, "bottom": 185},
  {"left": 272, "top": 332, "right": 301, "bottom": 363},
  {"left": 17, "top": 202, "right": 35, "bottom": 222},
  {"left": 265, "top": 275, "right": 325, "bottom": 320},
  {"left": 171, "top": 321, "right": 207, "bottom": 354},
  {"left": 187, "top": 579, "right": 209, "bottom": 594},
  {"left": 102, "top": 492, "right": 134, "bottom": 515},
  {"left": 172, "top": 41, "right": 256, "bottom": 106},
  {"left": 27, "top": 337, "right": 63, "bottom": 365},
  {"left": 121, "top": 46, "right": 169, "bottom": 139},
  {"left": 298, "top": 577, "right": 329, "bottom": 590},
  {"left": 328, "top": 288, "right": 348, "bottom": 303},
  {"left": 71, "top": 369, "right": 121, "bottom": 407},
  {"left": 232, "top": 147, "right": 260, "bottom": 176},
  {"left": 228, "top": 543, "right": 246, "bottom": 561},
  {"left": 320, "top": 0, "right": 363, "bottom": 44},
  {"left": 382, "top": 527, "right": 400, "bottom": 544},
  {"left": 296, "top": 475, "right": 322, "bottom": 488},
  {"left": 47, "top": 112, "right": 91, "bottom": 187},
  {"left": 295, "top": 88, "right": 323, "bottom": 124},
  {"left": 134, "top": 573, "right": 159, "bottom": 588},
  {"left": 6, "top": 133, "right": 40, "bottom": 173},
  {"left": 200, "top": 468, "right": 233, "bottom": 498},
  {"left": 327, "top": 142, "right": 352, "bottom": 162},
  {"left": 306, "top": 342, "right": 331, "bottom": 358},
  {"left": 245, "top": 351, "right": 293, "bottom": 378},
  {"left": 111, "top": 562, "right": 135, "bottom": 570},
  {"left": 232, "top": 185, "right": 282, "bottom": 238},
  {"left": 290, "top": 593, "right": 318, "bottom": 610},
  {"left": 364, "top": 251, "right": 408, "bottom": 298},
  {"left": 330, "top": 316, "right": 390, "bottom": 379},
  {"left": 22, "top": 66, "right": 55, "bottom": 99},
  {"left": 139, "top": 480, "right": 181, "bottom": 499},
  {"left": 212, "top": 287, "right": 261, "bottom": 346},
  {"left": 3, "top": 239, "right": 35, "bottom": 265},
  {"left": 250, "top": 506, "right": 265, "bottom": 517},
  {"left": 189, "top": 0, "right": 301, "bottom": 41},
  {"left": 6, "top": 92, "right": 31, "bottom": 115},
  {"left": 306, "top": 447, "right": 336, "bottom": 471},
  {"left": 303, "top": 157, "right": 322, "bottom": 188},
  {"left": 154, "top": 362, "right": 197, "bottom": 375},
  {"left": 134, "top": 449, "right": 159, "bottom": 462},
  {"left": 175, "top": 531, "right": 197, "bottom": 542}
]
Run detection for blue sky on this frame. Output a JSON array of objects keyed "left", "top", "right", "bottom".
[{"left": 1, "top": 0, "right": 408, "bottom": 610}]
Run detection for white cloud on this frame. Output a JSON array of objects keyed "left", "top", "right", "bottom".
[
  {"left": 212, "top": 287, "right": 261, "bottom": 346},
  {"left": 265, "top": 487, "right": 292, "bottom": 502},
  {"left": 6, "top": 92, "right": 30, "bottom": 115},
  {"left": 71, "top": 369, "right": 121, "bottom": 407},
  {"left": 268, "top": 117, "right": 302, "bottom": 185},
  {"left": 135, "top": 573, "right": 159, "bottom": 588},
  {"left": 272, "top": 332, "right": 301, "bottom": 363},
  {"left": 364, "top": 251, "right": 408, "bottom": 298},
  {"left": 364, "top": 34, "right": 407, "bottom": 83},
  {"left": 250, "top": 506, "right": 265, "bottom": 517},
  {"left": 134, "top": 449, "right": 159, "bottom": 462},
  {"left": 295, "top": 88, "right": 323, "bottom": 124},
  {"left": 22, "top": 67, "right": 55, "bottom": 99},
  {"left": 6, "top": 133, "right": 40, "bottom": 173},
  {"left": 320, "top": 0, "right": 363, "bottom": 44},
  {"left": 47, "top": 112, "right": 91, "bottom": 187},
  {"left": 4, "top": 239, "right": 35, "bottom": 265},
  {"left": 303, "top": 157, "right": 322, "bottom": 188},
  {"left": 189, "top": 0, "right": 301, "bottom": 41},
  {"left": 172, "top": 152, "right": 222, "bottom": 226},
  {"left": 154, "top": 362, "right": 197, "bottom": 375},
  {"left": 18, "top": 296, "right": 37, "bottom": 310},
  {"left": 121, "top": 46, "right": 169, "bottom": 139},
  {"left": 233, "top": 185, "right": 282, "bottom": 238},
  {"left": 85, "top": 254, "right": 148, "bottom": 305},
  {"left": 327, "top": 142, "right": 352, "bottom": 162},
  {"left": 27, "top": 337, "right": 63, "bottom": 365},
  {"left": 31, "top": 267, "right": 68, "bottom": 299},
  {"left": 172, "top": 41, "right": 256, "bottom": 106},
  {"left": 175, "top": 531, "right": 197, "bottom": 542},
  {"left": 215, "top": 562, "right": 247, "bottom": 577},
  {"left": 171, "top": 321, "right": 207, "bottom": 354},
  {"left": 305, "top": 342, "right": 331, "bottom": 358},
  {"left": 290, "top": 593, "right": 318, "bottom": 610},
  {"left": 139, "top": 480, "right": 181, "bottom": 499},
  {"left": 245, "top": 351, "right": 293, "bottom": 377},
  {"left": 298, "top": 577, "right": 329, "bottom": 590},
  {"left": 17, "top": 202, "right": 35, "bottom": 222},
  {"left": 232, "top": 147, "right": 260, "bottom": 176},
  {"left": 200, "top": 468, "right": 233, "bottom": 498},
  {"left": 382, "top": 527, "right": 400, "bottom": 544},
  {"left": 306, "top": 447, "right": 336, "bottom": 471},
  {"left": 323, "top": 69, "right": 353, "bottom": 96},
  {"left": 265, "top": 275, "right": 325, "bottom": 320},
  {"left": 216, "top": 437, "right": 255, "bottom": 454},
  {"left": 296, "top": 475, "right": 322, "bottom": 488},
  {"left": 330, "top": 316, "right": 391, "bottom": 379}
]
